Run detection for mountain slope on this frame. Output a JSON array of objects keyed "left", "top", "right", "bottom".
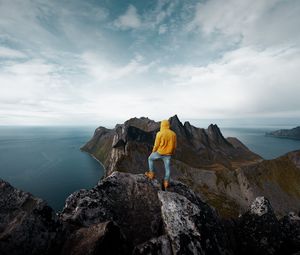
[
  {"left": 266, "top": 126, "right": 300, "bottom": 140},
  {"left": 82, "top": 115, "right": 300, "bottom": 218}
]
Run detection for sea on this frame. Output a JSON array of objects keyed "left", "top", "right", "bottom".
[{"left": 0, "top": 125, "right": 300, "bottom": 211}]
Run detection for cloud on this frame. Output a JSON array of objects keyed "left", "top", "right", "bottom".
[
  {"left": 0, "top": 46, "right": 26, "bottom": 58},
  {"left": 159, "top": 45, "right": 300, "bottom": 118},
  {"left": 114, "top": 5, "right": 141, "bottom": 30},
  {"left": 158, "top": 24, "right": 167, "bottom": 34},
  {"left": 0, "top": 0, "right": 300, "bottom": 125},
  {"left": 188, "top": 0, "right": 300, "bottom": 47},
  {"left": 81, "top": 52, "right": 155, "bottom": 83}
]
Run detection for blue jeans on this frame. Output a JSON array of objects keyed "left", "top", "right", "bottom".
[{"left": 148, "top": 152, "right": 171, "bottom": 181}]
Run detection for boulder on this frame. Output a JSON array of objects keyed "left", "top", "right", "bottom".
[
  {"left": 158, "top": 190, "right": 233, "bottom": 255},
  {"left": 0, "top": 179, "right": 62, "bottom": 255},
  {"left": 60, "top": 172, "right": 163, "bottom": 247},
  {"left": 235, "top": 197, "right": 283, "bottom": 255}
]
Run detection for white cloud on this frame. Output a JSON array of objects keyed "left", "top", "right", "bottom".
[
  {"left": 0, "top": 47, "right": 26, "bottom": 58},
  {"left": 188, "top": 0, "right": 300, "bottom": 47},
  {"left": 0, "top": 0, "right": 300, "bottom": 125},
  {"left": 159, "top": 46, "right": 300, "bottom": 118},
  {"left": 81, "top": 52, "right": 154, "bottom": 82},
  {"left": 114, "top": 5, "right": 141, "bottom": 30}
]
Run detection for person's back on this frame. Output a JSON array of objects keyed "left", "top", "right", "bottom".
[
  {"left": 153, "top": 120, "right": 176, "bottom": 155},
  {"left": 145, "top": 119, "right": 177, "bottom": 189}
]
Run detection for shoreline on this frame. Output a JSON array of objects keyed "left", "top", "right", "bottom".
[{"left": 80, "top": 149, "right": 107, "bottom": 179}]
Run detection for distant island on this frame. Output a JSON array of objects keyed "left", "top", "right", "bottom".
[{"left": 266, "top": 126, "right": 300, "bottom": 140}]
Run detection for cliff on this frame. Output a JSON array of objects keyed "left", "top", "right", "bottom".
[
  {"left": 81, "top": 115, "right": 300, "bottom": 218},
  {"left": 266, "top": 126, "right": 300, "bottom": 140},
  {"left": 1, "top": 172, "right": 300, "bottom": 255},
  {"left": 81, "top": 115, "right": 261, "bottom": 177}
]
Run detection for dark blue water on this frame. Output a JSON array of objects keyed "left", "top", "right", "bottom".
[
  {"left": 0, "top": 126, "right": 103, "bottom": 211},
  {"left": 0, "top": 126, "right": 299, "bottom": 212},
  {"left": 222, "top": 127, "right": 300, "bottom": 159}
]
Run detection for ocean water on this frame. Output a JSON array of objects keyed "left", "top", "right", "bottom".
[
  {"left": 0, "top": 126, "right": 103, "bottom": 211},
  {"left": 0, "top": 126, "right": 300, "bottom": 212},
  {"left": 222, "top": 127, "right": 300, "bottom": 159}
]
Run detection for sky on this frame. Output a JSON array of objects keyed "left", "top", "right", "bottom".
[{"left": 0, "top": 0, "right": 300, "bottom": 126}]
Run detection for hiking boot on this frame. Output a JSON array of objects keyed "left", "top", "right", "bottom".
[{"left": 145, "top": 171, "right": 155, "bottom": 180}]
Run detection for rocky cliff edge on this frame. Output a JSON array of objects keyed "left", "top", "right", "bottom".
[{"left": 1, "top": 172, "right": 300, "bottom": 255}]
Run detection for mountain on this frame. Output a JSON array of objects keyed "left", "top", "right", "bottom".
[
  {"left": 2, "top": 172, "right": 300, "bottom": 255},
  {"left": 81, "top": 115, "right": 299, "bottom": 217},
  {"left": 266, "top": 126, "right": 300, "bottom": 140},
  {"left": 81, "top": 115, "right": 261, "bottom": 178}
]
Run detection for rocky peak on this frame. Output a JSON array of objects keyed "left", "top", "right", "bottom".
[
  {"left": 250, "top": 196, "right": 274, "bottom": 217},
  {"left": 60, "top": 171, "right": 234, "bottom": 254},
  {"left": 2, "top": 173, "right": 300, "bottom": 254},
  {"left": 168, "top": 114, "right": 187, "bottom": 137},
  {"left": 207, "top": 124, "right": 232, "bottom": 147},
  {"left": 123, "top": 117, "right": 159, "bottom": 132}
]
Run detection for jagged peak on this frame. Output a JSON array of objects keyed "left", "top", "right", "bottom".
[
  {"left": 207, "top": 123, "right": 221, "bottom": 131},
  {"left": 168, "top": 114, "right": 184, "bottom": 129},
  {"left": 183, "top": 120, "right": 191, "bottom": 125},
  {"left": 207, "top": 123, "right": 224, "bottom": 137},
  {"left": 168, "top": 114, "right": 182, "bottom": 124}
]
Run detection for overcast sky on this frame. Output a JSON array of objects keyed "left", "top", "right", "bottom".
[{"left": 0, "top": 0, "right": 300, "bottom": 126}]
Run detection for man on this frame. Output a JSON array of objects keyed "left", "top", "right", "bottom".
[{"left": 145, "top": 119, "right": 177, "bottom": 189}]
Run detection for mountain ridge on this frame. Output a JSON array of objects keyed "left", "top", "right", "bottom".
[
  {"left": 81, "top": 115, "right": 300, "bottom": 218},
  {"left": 266, "top": 126, "right": 300, "bottom": 140}
]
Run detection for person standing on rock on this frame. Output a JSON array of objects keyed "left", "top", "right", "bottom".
[{"left": 145, "top": 119, "right": 177, "bottom": 189}]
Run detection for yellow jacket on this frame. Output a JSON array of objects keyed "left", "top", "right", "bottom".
[{"left": 152, "top": 120, "right": 177, "bottom": 155}]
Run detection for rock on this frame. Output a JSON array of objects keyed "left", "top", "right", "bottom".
[
  {"left": 250, "top": 196, "right": 274, "bottom": 216},
  {"left": 60, "top": 172, "right": 163, "bottom": 247},
  {"left": 280, "top": 212, "right": 300, "bottom": 254},
  {"left": 60, "top": 171, "right": 234, "bottom": 254},
  {"left": 61, "top": 221, "right": 129, "bottom": 255},
  {"left": 81, "top": 115, "right": 265, "bottom": 217},
  {"left": 133, "top": 235, "right": 172, "bottom": 255},
  {"left": 158, "top": 191, "right": 233, "bottom": 255},
  {"left": 235, "top": 197, "right": 283, "bottom": 255},
  {"left": 2, "top": 172, "right": 300, "bottom": 255},
  {"left": 207, "top": 124, "right": 232, "bottom": 147},
  {"left": 81, "top": 115, "right": 261, "bottom": 178},
  {"left": 0, "top": 179, "right": 63, "bottom": 255}
]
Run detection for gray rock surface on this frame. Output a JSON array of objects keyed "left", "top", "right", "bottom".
[
  {"left": 158, "top": 191, "right": 233, "bottom": 255},
  {"left": 60, "top": 172, "right": 163, "bottom": 247},
  {"left": 0, "top": 179, "right": 63, "bottom": 255},
  {"left": 2, "top": 171, "right": 300, "bottom": 255}
]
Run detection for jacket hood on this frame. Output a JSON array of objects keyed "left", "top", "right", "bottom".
[{"left": 160, "top": 120, "right": 170, "bottom": 130}]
